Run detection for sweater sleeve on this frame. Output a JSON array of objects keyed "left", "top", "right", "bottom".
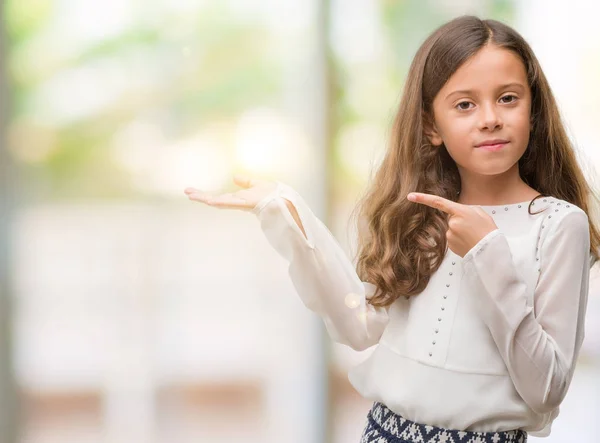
[
  {"left": 461, "top": 210, "right": 590, "bottom": 414},
  {"left": 251, "top": 181, "right": 389, "bottom": 351}
]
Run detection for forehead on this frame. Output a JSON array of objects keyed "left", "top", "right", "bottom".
[{"left": 440, "top": 45, "right": 528, "bottom": 96}]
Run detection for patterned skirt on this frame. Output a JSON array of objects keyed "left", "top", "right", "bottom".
[{"left": 360, "top": 402, "right": 528, "bottom": 443}]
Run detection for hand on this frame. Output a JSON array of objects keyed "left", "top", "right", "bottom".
[
  {"left": 407, "top": 192, "right": 498, "bottom": 258},
  {"left": 184, "top": 175, "right": 278, "bottom": 211}
]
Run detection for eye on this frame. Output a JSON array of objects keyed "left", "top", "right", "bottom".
[
  {"left": 500, "top": 94, "right": 518, "bottom": 104},
  {"left": 456, "top": 101, "right": 473, "bottom": 111}
]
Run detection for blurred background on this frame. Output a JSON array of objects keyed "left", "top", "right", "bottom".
[{"left": 1, "top": 0, "right": 599, "bottom": 442}]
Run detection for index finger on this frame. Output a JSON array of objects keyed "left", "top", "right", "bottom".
[{"left": 407, "top": 192, "right": 462, "bottom": 215}]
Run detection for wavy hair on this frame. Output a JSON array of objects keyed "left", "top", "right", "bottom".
[{"left": 353, "top": 15, "right": 600, "bottom": 307}]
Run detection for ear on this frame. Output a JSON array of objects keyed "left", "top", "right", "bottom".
[
  {"left": 427, "top": 125, "right": 443, "bottom": 146},
  {"left": 423, "top": 112, "right": 443, "bottom": 146}
]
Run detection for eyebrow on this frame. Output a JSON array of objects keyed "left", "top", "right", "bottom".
[{"left": 444, "top": 82, "right": 526, "bottom": 101}]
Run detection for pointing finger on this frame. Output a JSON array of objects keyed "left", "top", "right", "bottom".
[{"left": 407, "top": 192, "right": 462, "bottom": 216}]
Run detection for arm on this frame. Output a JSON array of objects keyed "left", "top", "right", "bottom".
[
  {"left": 252, "top": 181, "right": 389, "bottom": 351},
  {"left": 284, "top": 199, "right": 308, "bottom": 240},
  {"left": 461, "top": 211, "right": 590, "bottom": 414}
]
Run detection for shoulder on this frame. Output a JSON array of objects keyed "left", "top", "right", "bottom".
[{"left": 539, "top": 197, "right": 589, "bottom": 242}]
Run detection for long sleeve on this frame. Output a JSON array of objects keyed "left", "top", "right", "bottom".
[
  {"left": 461, "top": 210, "right": 590, "bottom": 414},
  {"left": 251, "top": 181, "right": 389, "bottom": 351}
]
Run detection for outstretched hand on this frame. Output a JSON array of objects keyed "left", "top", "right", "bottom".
[
  {"left": 184, "top": 175, "right": 278, "bottom": 211},
  {"left": 407, "top": 192, "right": 498, "bottom": 258},
  {"left": 186, "top": 176, "right": 309, "bottom": 239}
]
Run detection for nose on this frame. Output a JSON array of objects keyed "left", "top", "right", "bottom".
[{"left": 479, "top": 102, "right": 503, "bottom": 131}]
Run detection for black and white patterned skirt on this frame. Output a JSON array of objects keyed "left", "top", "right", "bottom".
[{"left": 360, "top": 402, "right": 528, "bottom": 443}]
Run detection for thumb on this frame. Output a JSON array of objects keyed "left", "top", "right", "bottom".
[{"left": 233, "top": 174, "right": 257, "bottom": 189}]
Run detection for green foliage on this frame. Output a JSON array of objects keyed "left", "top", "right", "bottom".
[
  {"left": 7, "top": 1, "right": 281, "bottom": 200},
  {"left": 5, "top": 0, "right": 53, "bottom": 41}
]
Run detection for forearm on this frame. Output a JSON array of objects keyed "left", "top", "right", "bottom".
[
  {"left": 253, "top": 182, "right": 389, "bottom": 350},
  {"left": 284, "top": 198, "right": 307, "bottom": 240}
]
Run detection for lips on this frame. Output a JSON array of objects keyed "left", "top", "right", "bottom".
[{"left": 476, "top": 140, "right": 509, "bottom": 152}]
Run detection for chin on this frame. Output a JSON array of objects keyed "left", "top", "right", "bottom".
[
  {"left": 459, "top": 160, "right": 519, "bottom": 177},
  {"left": 474, "top": 163, "right": 520, "bottom": 176}
]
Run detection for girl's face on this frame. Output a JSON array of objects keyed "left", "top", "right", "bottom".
[{"left": 427, "top": 44, "right": 532, "bottom": 178}]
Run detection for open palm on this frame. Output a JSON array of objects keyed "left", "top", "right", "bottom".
[{"left": 184, "top": 176, "right": 278, "bottom": 211}]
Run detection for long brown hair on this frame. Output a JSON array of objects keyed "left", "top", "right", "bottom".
[{"left": 353, "top": 15, "right": 600, "bottom": 307}]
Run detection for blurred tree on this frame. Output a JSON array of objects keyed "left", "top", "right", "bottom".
[{"left": 5, "top": 1, "right": 281, "bottom": 200}]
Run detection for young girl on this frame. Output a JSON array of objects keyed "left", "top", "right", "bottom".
[{"left": 185, "top": 15, "right": 599, "bottom": 443}]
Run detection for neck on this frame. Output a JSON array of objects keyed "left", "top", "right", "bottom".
[{"left": 456, "top": 166, "right": 539, "bottom": 206}]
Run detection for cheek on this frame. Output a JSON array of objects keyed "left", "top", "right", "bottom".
[
  {"left": 437, "top": 116, "right": 472, "bottom": 143},
  {"left": 440, "top": 134, "right": 471, "bottom": 166},
  {"left": 437, "top": 118, "right": 474, "bottom": 157},
  {"left": 505, "top": 107, "right": 532, "bottom": 144},
  {"left": 507, "top": 99, "right": 531, "bottom": 125}
]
